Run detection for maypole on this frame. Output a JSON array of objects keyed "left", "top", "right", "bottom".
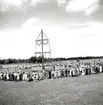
[{"left": 35, "top": 29, "right": 51, "bottom": 71}]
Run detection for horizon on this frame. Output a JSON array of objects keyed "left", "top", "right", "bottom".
[
  {"left": 0, "top": 0, "right": 103, "bottom": 59},
  {"left": 1, "top": 56, "right": 103, "bottom": 60}
]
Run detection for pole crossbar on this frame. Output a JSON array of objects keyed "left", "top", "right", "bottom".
[{"left": 35, "top": 52, "right": 51, "bottom": 54}]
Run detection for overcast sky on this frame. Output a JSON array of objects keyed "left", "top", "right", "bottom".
[{"left": 0, "top": 0, "right": 103, "bottom": 59}]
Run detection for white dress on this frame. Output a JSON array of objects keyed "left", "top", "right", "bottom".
[
  {"left": 100, "top": 66, "right": 102, "bottom": 73},
  {"left": 6, "top": 73, "right": 9, "bottom": 80}
]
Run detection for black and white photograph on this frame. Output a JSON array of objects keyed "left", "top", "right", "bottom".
[{"left": 0, "top": 0, "right": 103, "bottom": 105}]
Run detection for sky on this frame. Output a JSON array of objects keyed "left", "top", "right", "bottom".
[{"left": 0, "top": 0, "right": 103, "bottom": 59}]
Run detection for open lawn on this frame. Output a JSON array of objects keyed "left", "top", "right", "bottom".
[{"left": 0, "top": 74, "right": 103, "bottom": 105}]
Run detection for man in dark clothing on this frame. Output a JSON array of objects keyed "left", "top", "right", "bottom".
[
  {"left": 65, "top": 69, "right": 68, "bottom": 77},
  {"left": 48, "top": 71, "right": 51, "bottom": 79}
]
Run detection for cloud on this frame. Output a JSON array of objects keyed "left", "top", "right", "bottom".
[
  {"left": 66, "top": 0, "right": 99, "bottom": 16},
  {"left": 0, "top": 0, "right": 102, "bottom": 30},
  {"left": 31, "top": 0, "right": 49, "bottom": 5},
  {"left": 0, "top": 0, "right": 26, "bottom": 12},
  {"left": 67, "top": 22, "right": 90, "bottom": 29},
  {"left": 0, "top": 0, "right": 69, "bottom": 29},
  {"left": 21, "top": 18, "right": 47, "bottom": 34},
  {"left": 0, "top": 0, "right": 101, "bottom": 17},
  {"left": 0, "top": 0, "right": 43, "bottom": 12},
  {"left": 0, "top": 0, "right": 23, "bottom": 6},
  {"left": 85, "top": 3, "right": 99, "bottom": 16},
  {"left": 22, "top": 18, "right": 40, "bottom": 28},
  {"left": 0, "top": 0, "right": 67, "bottom": 12},
  {"left": 0, "top": 0, "right": 50, "bottom": 10},
  {"left": 78, "top": 21, "right": 103, "bottom": 36},
  {"left": 57, "top": 0, "right": 67, "bottom": 5}
]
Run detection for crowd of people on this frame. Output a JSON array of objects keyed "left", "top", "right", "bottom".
[{"left": 0, "top": 62, "right": 103, "bottom": 82}]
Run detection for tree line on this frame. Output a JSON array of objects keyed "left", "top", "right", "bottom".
[
  {"left": 0, "top": 56, "right": 103, "bottom": 64},
  {"left": 0, "top": 57, "right": 66, "bottom": 64}
]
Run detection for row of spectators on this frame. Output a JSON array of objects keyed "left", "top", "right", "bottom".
[{"left": 0, "top": 63, "right": 103, "bottom": 82}]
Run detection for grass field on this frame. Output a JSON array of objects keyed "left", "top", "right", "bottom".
[{"left": 0, "top": 73, "right": 103, "bottom": 105}]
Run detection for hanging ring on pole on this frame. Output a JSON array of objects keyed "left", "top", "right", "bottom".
[
  {"left": 43, "top": 39, "right": 48, "bottom": 45},
  {"left": 36, "top": 40, "right": 42, "bottom": 46}
]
